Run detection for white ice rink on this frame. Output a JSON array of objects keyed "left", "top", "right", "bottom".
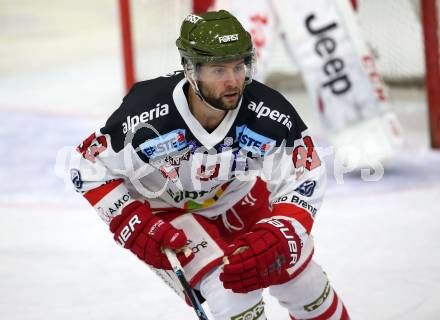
[{"left": 1, "top": 1, "right": 440, "bottom": 319}]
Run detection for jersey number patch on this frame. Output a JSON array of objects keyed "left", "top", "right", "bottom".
[
  {"left": 292, "top": 136, "right": 321, "bottom": 172},
  {"left": 77, "top": 133, "right": 108, "bottom": 163}
]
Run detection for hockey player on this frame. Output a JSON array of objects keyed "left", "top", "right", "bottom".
[{"left": 70, "top": 10, "right": 349, "bottom": 320}]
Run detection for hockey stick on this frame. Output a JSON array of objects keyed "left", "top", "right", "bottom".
[{"left": 164, "top": 248, "right": 210, "bottom": 320}]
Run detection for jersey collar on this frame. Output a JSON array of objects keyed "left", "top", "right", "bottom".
[{"left": 172, "top": 77, "right": 242, "bottom": 149}]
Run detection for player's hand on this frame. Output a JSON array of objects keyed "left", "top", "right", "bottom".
[
  {"left": 110, "top": 201, "right": 193, "bottom": 269},
  {"left": 220, "top": 218, "right": 301, "bottom": 293}
]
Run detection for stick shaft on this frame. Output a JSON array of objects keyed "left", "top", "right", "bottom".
[{"left": 164, "top": 249, "right": 209, "bottom": 320}]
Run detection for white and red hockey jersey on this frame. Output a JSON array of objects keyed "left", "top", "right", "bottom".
[{"left": 69, "top": 71, "right": 326, "bottom": 261}]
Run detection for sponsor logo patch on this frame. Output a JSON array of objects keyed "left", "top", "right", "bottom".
[
  {"left": 272, "top": 195, "right": 317, "bottom": 218},
  {"left": 70, "top": 169, "right": 83, "bottom": 190},
  {"left": 248, "top": 100, "right": 293, "bottom": 130},
  {"left": 295, "top": 180, "right": 317, "bottom": 197},
  {"left": 166, "top": 181, "right": 231, "bottom": 210},
  {"left": 96, "top": 192, "right": 132, "bottom": 224},
  {"left": 185, "top": 13, "right": 202, "bottom": 24},
  {"left": 235, "top": 125, "right": 275, "bottom": 156},
  {"left": 304, "top": 281, "right": 331, "bottom": 312},
  {"left": 231, "top": 299, "right": 265, "bottom": 320},
  {"left": 187, "top": 239, "right": 208, "bottom": 254},
  {"left": 164, "top": 149, "right": 191, "bottom": 166},
  {"left": 218, "top": 33, "right": 239, "bottom": 43},
  {"left": 140, "top": 129, "right": 187, "bottom": 159},
  {"left": 305, "top": 14, "right": 351, "bottom": 95}
]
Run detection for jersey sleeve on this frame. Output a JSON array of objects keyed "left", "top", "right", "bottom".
[
  {"left": 262, "top": 110, "right": 326, "bottom": 247},
  {"left": 69, "top": 80, "right": 166, "bottom": 224},
  {"left": 69, "top": 127, "right": 136, "bottom": 225}
]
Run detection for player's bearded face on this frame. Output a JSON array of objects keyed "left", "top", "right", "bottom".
[{"left": 197, "top": 60, "right": 246, "bottom": 111}]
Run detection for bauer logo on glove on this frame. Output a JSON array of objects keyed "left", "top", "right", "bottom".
[
  {"left": 220, "top": 218, "right": 301, "bottom": 293},
  {"left": 110, "top": 201, "right": 194, "bottom": 270}
]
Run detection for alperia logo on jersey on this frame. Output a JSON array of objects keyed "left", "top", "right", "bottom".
[
  {"left": 140, "top": 129, "right": 187, "bottom": 159},
  {"left": 122, "top": 103, "right": 169, "bottom": 134},
  {"left": 248, "top": 100, "right": 293, "bottom": 130},
  {"left": 236, "top": 125, "right": 275, "bottom": 156}
]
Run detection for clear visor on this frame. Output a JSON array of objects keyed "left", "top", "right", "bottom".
[{"left": 186, "top": 57, "right": 255, "bottom": 84}]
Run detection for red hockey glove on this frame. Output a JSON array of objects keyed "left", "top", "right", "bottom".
[
  {"left": 220, "top": 218, "right": 301, "bottom": 293},
  {"left": 109, "top": 201, "right": 193, "bottom": 270}
]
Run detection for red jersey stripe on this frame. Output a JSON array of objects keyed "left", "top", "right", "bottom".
[
  {"left": 84, "top": 179, "right": 124, "bottom": 206},
  {"left": 272, "top": 203, "right": 314, "bottom": 234}
]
